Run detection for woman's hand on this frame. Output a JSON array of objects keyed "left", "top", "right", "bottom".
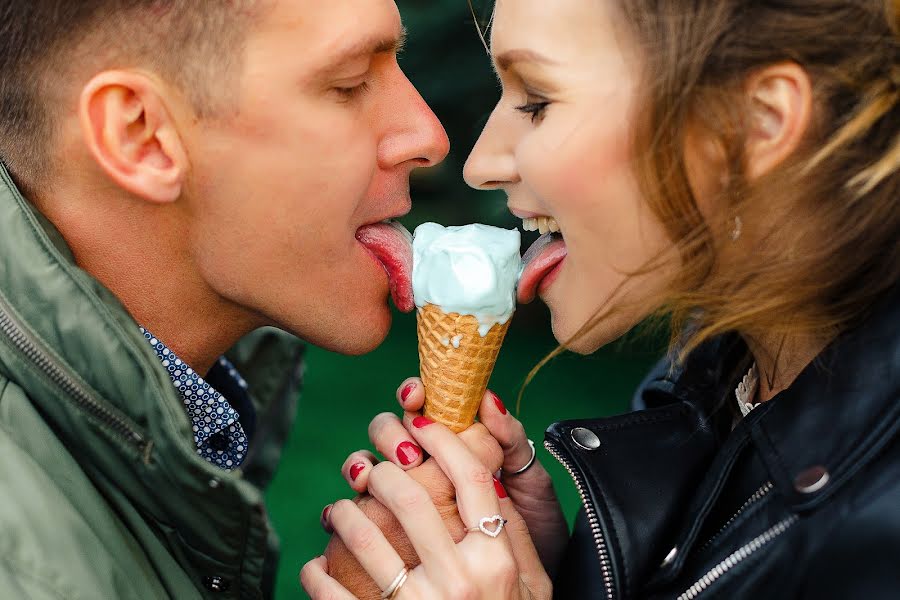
[
  {"left": 301, "top": 413, "right": 553, "bottom": 599},
  {"left": 342, "top": 378, "right": 568, "bottom": 577}
]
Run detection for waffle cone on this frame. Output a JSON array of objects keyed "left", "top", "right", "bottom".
[{"left": 416, "top": 303, "right": 510, "bottom": 433}]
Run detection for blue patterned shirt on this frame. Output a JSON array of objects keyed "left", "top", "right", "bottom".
[{"left": 140, "top": 328, "right": 249, "bottom": 471}]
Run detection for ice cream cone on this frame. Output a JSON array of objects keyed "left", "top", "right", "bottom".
[{"left": 417, "top": 303, "right": 510, "bottom": 432}]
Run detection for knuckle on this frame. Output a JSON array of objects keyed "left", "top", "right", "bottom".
[
  {"left": 368, "top": 412, "right": 398, "bottom": 437},
  {"left": 345, "top": 522, "right": 380, "bottom": 554},
  {"left": 466, "top": 464, "right": 494, "bottom": 487},
  {"left": 488, "top": 552, "right": 518, "bottom": 580},
  {"left": 507, "top": 514, "right": 531, "bottom": 537},
  {"left": 328, "top": 499, "right": 355, "bottom": 522},
  {"left": 370, "top": 460, "right": 398, "bottom": 480},
  {"left": 443, "top": 580, "right": 477, "bottom": 600},
  {"left": 391, "top": 483, "right": 430, "bottom": 512}
]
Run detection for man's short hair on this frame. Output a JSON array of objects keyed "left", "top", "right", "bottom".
[{"left": 0, "top": 1, "right": 258, "bottom": 193}]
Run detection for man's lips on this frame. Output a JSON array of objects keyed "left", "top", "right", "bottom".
[
  {"left": 356, "top": 221, "right": 415, "bottom": 313},
  {"left": 518, "top": 233, "right": 567, "bottom": 304}
]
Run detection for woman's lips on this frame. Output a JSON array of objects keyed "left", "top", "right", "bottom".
[
  {"left": 355, "top": 221, "right": 415, "bottom": 313},
  {"left": 518, "top": 233, "right": 567, "bottom": 304}
]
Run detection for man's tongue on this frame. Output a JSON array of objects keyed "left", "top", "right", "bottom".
[
  {"left": 518, "top": 233, "right": 567, "bottom": 304},
  {"left": 356, "top": 222, "right": 415, "bottom": 313}
]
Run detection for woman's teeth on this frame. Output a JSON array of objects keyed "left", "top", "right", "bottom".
[{"left": 522, "top": 216, "right": 560, "bottom": 235}]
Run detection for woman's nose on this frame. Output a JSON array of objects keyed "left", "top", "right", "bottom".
[{"left": 464, "top": 108, "right": 519, "bottom": 190}]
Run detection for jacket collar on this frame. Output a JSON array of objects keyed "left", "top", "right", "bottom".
[
  {"left": 751, "top": 286, "right": 900, "bottom": 510},
  {"left": 0, "top": 162, "right": 303, "bottom": 589}
]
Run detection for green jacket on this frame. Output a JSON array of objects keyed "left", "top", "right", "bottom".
[{"left": 0, "top": 163, "right": 305, "bottom": 599}]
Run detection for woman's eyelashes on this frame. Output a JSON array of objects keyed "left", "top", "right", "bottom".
[{"left": 515, "top": 99, "right": 550, "bottom": 123}]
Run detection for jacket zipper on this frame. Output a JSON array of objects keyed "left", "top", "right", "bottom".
[
  {"left": 0, "top": 294, "right": 148, "bottom": 456},
  {"left": 676, "top": 515, "right": 799, "bottom": 600},
  {"left": 698, "top": 481, "right": 774, "bottom": 551},
  {"left": 544, "top": 438, "right": 616, "bottom": 599}
]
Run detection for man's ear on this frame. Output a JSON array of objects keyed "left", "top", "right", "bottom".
[
  {"left": 79, "top": 70, "right": 188, "bottom": 203},
  {"left": 744, "top": 62, "right": 813, "bottom": 180}
]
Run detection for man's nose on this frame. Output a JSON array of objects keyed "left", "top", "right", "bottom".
[
  {"left": 463, "top": 108, "right": 518, "bottom": 190},
  {"left": 378, "top": 73, "right": 450, "bottom": 170}
]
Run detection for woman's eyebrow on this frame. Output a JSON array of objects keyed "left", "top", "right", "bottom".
[{"left": 493, "top": 48, "right": 557, "bottom": 72}]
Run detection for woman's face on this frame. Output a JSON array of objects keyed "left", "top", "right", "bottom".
[{"left": 464, "top": 0, "right": 678, "bottom": 353}]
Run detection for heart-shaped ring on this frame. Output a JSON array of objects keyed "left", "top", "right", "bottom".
[{"left": 467, "top": 514, "right": 507, "bottom": 538}]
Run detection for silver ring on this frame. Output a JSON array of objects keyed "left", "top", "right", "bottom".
[
  {"left": 381, "top": 566, "right": 409, "bottom": 599},
  {"left": 503, "top": 439, "right": 536, "bottom": 476},
  {"left": 465, "top": 514, "right": 508, "bottom": 538}
]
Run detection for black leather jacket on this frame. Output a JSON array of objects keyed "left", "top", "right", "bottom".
[{"left": 548, "top": 290, "right": 900, "bottom": 599}]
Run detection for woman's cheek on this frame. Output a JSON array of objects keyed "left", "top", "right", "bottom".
[{"left": 519, "top": 119, "right": 632, "bottom": 211}]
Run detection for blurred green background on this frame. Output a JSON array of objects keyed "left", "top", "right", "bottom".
[{"left": 265, "top": 2, "right": 665, "bottom": 597}]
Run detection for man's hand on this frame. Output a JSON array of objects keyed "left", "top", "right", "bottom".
[{"left": 323, "top": 422, "right": 504, "bottom": 599}]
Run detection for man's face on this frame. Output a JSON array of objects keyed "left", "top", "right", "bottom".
[{"left": 183, "top": 0, "right": 448, "bottom": 354}]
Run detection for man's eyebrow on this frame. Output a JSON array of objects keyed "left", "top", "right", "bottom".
[
  {"left": 493, "top": 48, "right": 557, "bottom": 72},
  {"left": 317, "top": 26, "right": 408, "bottom": 76}
]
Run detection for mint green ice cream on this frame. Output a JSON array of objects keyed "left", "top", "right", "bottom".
[{"left": 412, "top": 223, "right": 521, "bottom": 336}]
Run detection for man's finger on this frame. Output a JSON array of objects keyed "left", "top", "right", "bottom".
[{"left": 299, "top": 555, "right": 356, "bottom": 600}]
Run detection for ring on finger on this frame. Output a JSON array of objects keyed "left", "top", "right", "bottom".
[
  {"left": 502, "top": 439, "right": 536, "bottom": 476},
  {"left": 466, "top": 514, "right": 508, "bottom": 538},
  {"left": 381, "top": 566, "right": 410, "bottom": 599}
]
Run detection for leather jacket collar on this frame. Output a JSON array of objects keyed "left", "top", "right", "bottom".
[{"left": 546, "top": 287, "right": 900, "bottom": 599}]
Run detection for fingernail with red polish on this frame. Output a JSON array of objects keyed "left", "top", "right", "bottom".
[
  {"left": 400, "top": 382, "right": 416, "bottom": 403},
  {"left": 412, "top": 416, "right": 434, "bottom": 428},
  {"left": 397, "top": 441, "right": 421, "bottom": 465},
  {"left": 493, "top": 476, "right": 508, "bottom": 499},
  {"left": 321, "top": 505, "right": 333, "bottom": 533},
  {"left": 349, "top": 463, "right": 366, "bottom": 481},
  {"left": 492, "top": 391, "right": 507, "bottom": 415}
]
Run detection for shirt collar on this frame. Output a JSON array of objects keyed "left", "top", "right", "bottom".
[{"left": 140, "top": 328, "right": 248, "bottom": 471}]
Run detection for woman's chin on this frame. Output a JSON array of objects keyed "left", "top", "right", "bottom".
[{"left": 550, "top": 312, "right": 606, "bottom": 355}]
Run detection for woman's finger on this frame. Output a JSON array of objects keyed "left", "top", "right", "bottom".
[
  {"left": 396, "top": 377, "right": 425, "bottom": 412},
  {"left": 368, "top": 412, "right": 423, "bottom": 470},
  {"left": 299, "top": 555, "right": 355, "bottom": 600},
  {"left": 403, "top": 415, "right": 505, "bottom": 540},
  {"left": 494, "top": 486, "right": 553, "bottom": 598},
  {"left": 366, "top": 461, "right": 463, "bottom": 577},
  {"left": 341, "top": 450, "right": 379, "bottom": 494},
  {"left": 477, "top": 389, "right": 535, "bottom": 474},
  {"left": 327, "top": 499, "right": 411, "bottom": 592}
]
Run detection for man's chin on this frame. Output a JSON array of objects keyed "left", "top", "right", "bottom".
[{"left": 306, "top": 309, "right": 392, "bottom": 356}]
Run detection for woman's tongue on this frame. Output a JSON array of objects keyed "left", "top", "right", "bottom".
[
  {"left": 518, "top": 233, "right": 567, "bottom": 304},
  {"left": 355, "top": 222, "right": 415, "bottom": 313}
]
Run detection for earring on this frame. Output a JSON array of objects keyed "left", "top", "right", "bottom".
[{"left": 730, "top": 216, "right": 743, "bottom": 242}]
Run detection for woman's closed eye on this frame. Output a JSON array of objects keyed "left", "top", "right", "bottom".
[{"left": 515, "top": 95, "right": 551, "bottom": 123}]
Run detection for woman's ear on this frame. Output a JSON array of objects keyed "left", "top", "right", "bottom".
[
  {"left": 743, "top": 62, "right": 813, "bottom": 180},
  {"left": 79, "top": 70, "right": 188, "bottom": 203}
]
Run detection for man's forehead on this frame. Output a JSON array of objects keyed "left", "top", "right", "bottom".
[{"left": 256, "top": 0, "right": 404, "bottom": 64}]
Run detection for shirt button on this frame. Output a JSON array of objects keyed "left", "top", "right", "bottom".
[
  {"left": 208, "top": 432, "right": 230, "bottom": 453},
  {"left": 202, "top": 576, "right": 231, "bottom": 593}
]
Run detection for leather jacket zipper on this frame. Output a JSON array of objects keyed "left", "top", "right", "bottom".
[
  {"left": 0, "top": 293, "right": 149, "bottom": 457},
  {"left": 544, "top": 438, "right": 617, "bottom": 599},
  {"left": 676, "top": 515, "right": 798, "bottom": 599},
  {"left": 698, "top": 481, "right": 774, "bottom": 552}
]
